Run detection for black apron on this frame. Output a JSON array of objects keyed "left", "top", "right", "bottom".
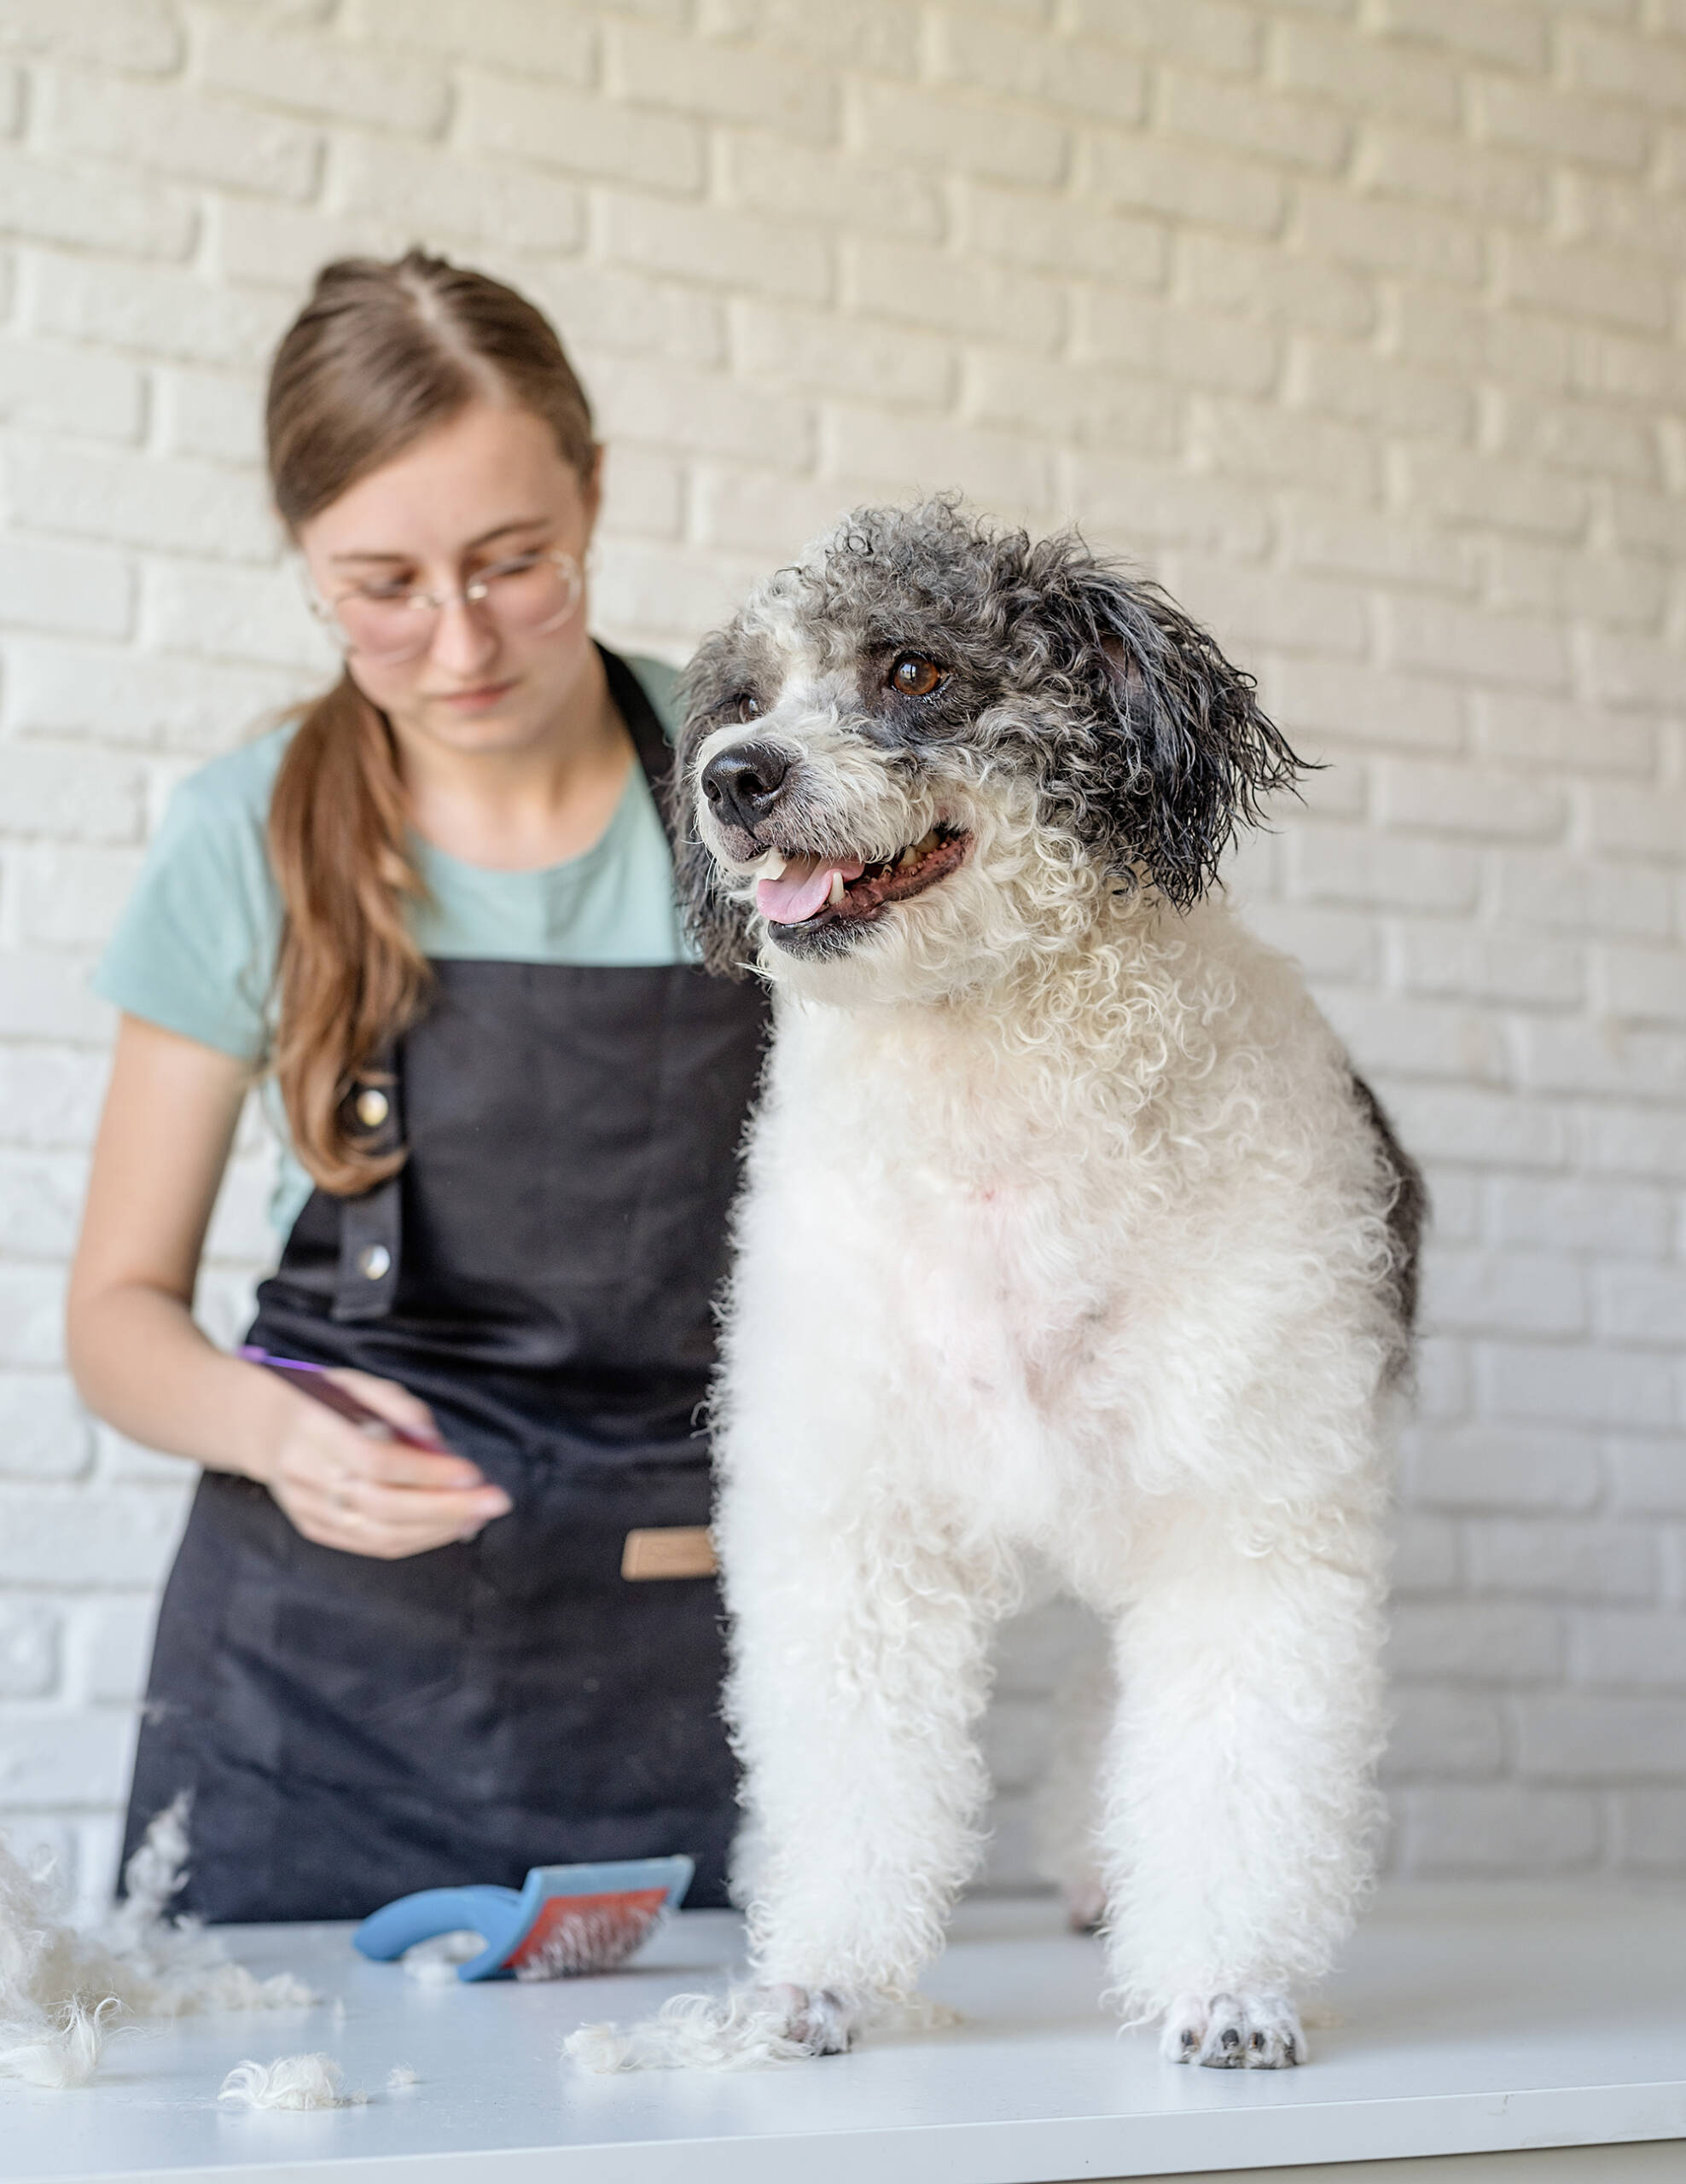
[{"left": 122, "top": 649, "right": 768, "bottom": 1922}]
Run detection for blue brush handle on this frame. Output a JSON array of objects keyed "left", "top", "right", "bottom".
[{"left": 353, "top": 1884, "right": 524, "bottom": 1966}]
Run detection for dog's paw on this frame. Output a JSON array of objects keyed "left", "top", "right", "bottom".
[
  {"left": 1159, "top": 1991, "right": 1306, "bottom": 2070},
  {"left": 1061, "top": 1874, "right": 1108, "bottom": 1934},
  {"left": 755, "top": 1983, "right": 858, "bottom": 2056}
]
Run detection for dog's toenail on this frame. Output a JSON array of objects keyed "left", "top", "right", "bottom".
[
  {"left": 1221, "top": 2027, "right": 1240, "bottom": 2049},
  {"left": 1180, "top": 2029, "right": 1198, "bottom": 2052},
  {"left": 1284, "top": 2037, "right": 1298, "bottom": 2063},
  {"left": 1251, "top": 2030, "right": 1265, "bottom": 2050}
]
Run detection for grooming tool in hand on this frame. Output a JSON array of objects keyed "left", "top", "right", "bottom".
[
  {"left": 239, "top": 1346, "right": 449, "bottom": 1452},
  {"left": 352, "top": 1857, "right": 695, "bottom": 1981}
]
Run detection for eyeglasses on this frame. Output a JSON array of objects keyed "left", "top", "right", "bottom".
[{"left": 311, "top": 548, "right": 584, "bottom": 665}]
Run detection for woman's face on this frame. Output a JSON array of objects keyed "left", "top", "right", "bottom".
[{"left": 295, "top": 399, "right": 602, "bottom": 761}]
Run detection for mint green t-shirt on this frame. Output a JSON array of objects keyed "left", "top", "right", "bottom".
[{"left": 93, "top": 653, "right": 694, "bottom": 1241}]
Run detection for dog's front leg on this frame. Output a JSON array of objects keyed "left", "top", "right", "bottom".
[
  {"left": 722, "top": 1481, "right": 997, "bottom": 2055},
  {"left": 1098, "top": 1495, "right": 1387, "bottom": 2069}
]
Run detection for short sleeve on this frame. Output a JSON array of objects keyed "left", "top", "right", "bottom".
[{"left": 91, "top": 732, "right": 289, "bottom": 1066}]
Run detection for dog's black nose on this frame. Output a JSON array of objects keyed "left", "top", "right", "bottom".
[{"left": 701, "top": 741, "right": 792, "bottom": 834}]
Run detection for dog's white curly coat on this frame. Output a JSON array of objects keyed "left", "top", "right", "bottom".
[{"left": 570, "top": 508, "right": 1408, "bottom": 2074}]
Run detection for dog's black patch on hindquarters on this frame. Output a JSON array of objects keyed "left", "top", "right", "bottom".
[{"left": 1350, "top": 1072, "right": 1427, "bottom": 1374}]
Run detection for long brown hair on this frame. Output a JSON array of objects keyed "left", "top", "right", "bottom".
[{"left": 265, "top": 250, "right": 596, "bottom": 1194}]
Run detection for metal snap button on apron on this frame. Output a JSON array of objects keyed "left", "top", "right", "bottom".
[
  {"left": 358, "top": 1244, "right": 392, "bottom": 1281},
  {"left": 355, "top": 1088, "right": 390, "bottom": 1128}
]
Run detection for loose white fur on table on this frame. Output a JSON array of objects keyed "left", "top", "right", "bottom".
[
  {"left": 0, "top": 1797, "right": 315, "bottom": 2089},
  {"left": 569, "top": 503, "right": 1420, "bottom": 2076},
  {"left": 218, "top": 2053, "right": 366, "bottom": 2110}
]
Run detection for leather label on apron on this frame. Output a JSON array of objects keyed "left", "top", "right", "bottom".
[{"left": 621, "top": 1526, "right": 718, "bottom": 1581}]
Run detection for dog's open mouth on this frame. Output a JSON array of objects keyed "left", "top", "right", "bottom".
[{"left": 753, "top": 826, "right": 969, "bottom": 938}]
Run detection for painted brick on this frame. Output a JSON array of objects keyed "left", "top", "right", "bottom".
[
  {"left": 1171, "top": 559, "right": 1368, "bottom": 658},
  {"left": 1370, "top": 0, "right": 1549, "bottom": 73},
  {"left": 1356, "top": 128, "right": 1546, "bottom": 228},
  {"left": 29, "top": 257, "right": 291, "bottom": 372},
  {"left": 1392, "top": 288, "right": 1575, "bottom": 395},
  {"left": 0, "top": 537, "right": 133, "bottom": 645},
  {"left": 332, "top": 138, "right": 585, "bottom": 255},
  {"left": 847, "top": 241, "right": 1064, "bottom": 354},
  {"left": 825, "top": 406, "right": 1052, "bottom": 515},
  {"left": 0, "top": 954, "right": 110, "bottom": 1045},
  {"left": 603, "top": 190, "right": 832, "bottom": 307},
  {"left": 1373, "top": 759, "right": 1564, "bottom": 840},
  {"left": 1077, "top": 293, "right": 1279, "bottom": 397},
  {"left": 929, "top": 15, "right": 1146, "bottom": 124},
  {"left": 0, "top": 1490, "right": 186, "bottom": 1589},
  {"left": 962, "top": 352, "right": 1183, "bottom": 456},
  {"left": 607, "top": 20, "right": 836, "bottom": 138},
  {"left": 1159, "top": 68, "right": 1349, "bottom": 171},
  {"left": 1177, "top": 230, "right": 1375, "bottom": 337},
  {"left": 5, "top": 639, "right": 314, "bottom": 754},
  {"left": 1401, "top": 1785, "right": 1600, "bottom": 1873},
  {"left": 592, "top": 358, "right": 813, "bottom": 468},
  {"left": 1562, "top": 21, "right": 1686, "bottom": 113},
  {"left": 1297, "top": 183, "right": 1485, "bottom": 287},
  {"left": 1495, "top": 1179, "right": 1671, "bottom": 1260},
  {"left": 599, "top": 444, "right": 685, "bottom": 540},
  {"left": 199, "top": 20, "right": 449, "bottom": 136},
  {"left": 526, "top": 264, "right": 724, "bottom": 369},
  {"left": 1608, "top": 1440, "right": 1686, "bottom": 1516},
  {"left": 959, "top": 180, "right": 1162, "bottom": 287},
  {"left": 4, "top": 442, "right": 275, "bottom": 566},
  {"left": 1498, "top": 238, "right": 1674, "bottom": 336},
  {"left": 697, "top": 0, "right": 917, "bottom": 72},
  {"left": 1480, "top": 1346, "right": 1676, "bottom": 1433},
  {"left": 1584, "top": 1107, "right": 1686, "bottom": 1183},
  {"left": 1517, "top": 1693, "right": 1686, "bottom": 1780},
  {"left": 1596, "top": 1268, "right": 1686, "bottom": 1348},
  {"left": 0, "top": 0, "right": 181, "bottom": 72},
  {"left": 1191, "top": 396, "right": 1378, "bottom": 498},
  {"left": 1266, "top": 658, "right": 1463, "bottom": 751},
  {"left": 0, "top": 1602, "right": 59, "bottom": 1698},
  {"left": 1386, "top": 1599, "right": 1564, "bottom": 1682},
  {"left": 43, "top": 70, "right": 323, "bottom": 202},
  {"left": 74, "top": 1597, "right": 157, "bottom": 1705},
  {"left": 457, "top": 69, "right": 705, "bottom": 194},
  {"left": 1282, "top": 497, "right": 1474, "bottom": 595},
  {"left": 1397, "top": 924, "right": 1584, "bottom": 1008},
  {"left": 1492, "top": 852, "right": 1671, "bottom": 942},
  {"left": 1380, "top": 597, "right": 1571, "bottom": 693},
  {"left": 1084, "top": 131, "right": 1284, "bottom": 236},
  {"left": 850, "top": 80, "right": 1068, "bottom": 188},
  {"left": 1270, "top": 20, "right": 1462, "bottom": 130},
  {"left": 0, "top": 1714, "right": 134, "bottom": 1806},
  {"left": 1287, "top": 827, "right": 1480, "bottom": 915},
  {"left": 1421, "top": 1252, "right": 1589, "bottom": 1341},
  {"left": 154, "top": 367, "right": 269, "bottom": 468},
  {"left": 1602, "top": 944, "right": 1686, "bottom": 1025},
  {"left": 1381, "top": 1685, "right": 1504, "bottom": 1779},
  {"left": 0, "top": 146, "right": 195, "bottom": 261},
  {"left": 1577, "top": 1611, "right": 1686, "bottom": 1690},
  {"left": 346, "top": 0, "right": 597, "bottom": 82},
  {"left": 1474, "top": 694, "right": 1654, "bottom": 779},
  {"left": 1391, "top": 1511, "right": 1461, "bottom": 1595},
  {"left": 1067, "top": 0, "right": 1259, "bottom": 74},
  {"left": 16, "top": 846, "right": 143, "bottom": 954},
  {"left": 722, "top": 132, "right": 946, "bottom": 246},
  {"left": 1471, "top": 77, "right": 1653, "bottom": 174},
  {"left": 1288, "top": 338, "right": 1474, "bottom": 443},
  {"left": 0, "top": 1374, "right": 93, "bottom": 1483},
  {"left": 1618, "top": 1789, "right": 1686, "bottom": 1871},
  {"left": 0, "top": 338, "right": 147, "bottom": 446},
  {"left": 1468, "top": 1519, "right": 1661, "bottom": 1603},
  {"left": 0, "top": 1049, "right": 107, "bottom": 1151},
  {"left": 3, "top": 741, "right": 142, "bottom": 843},
  {"left": 691, "top": 466, "right": 858, "bottom": 557}
]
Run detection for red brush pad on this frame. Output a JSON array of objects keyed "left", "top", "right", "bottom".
[{"left": 505, "top": 1886, "right": 669, "bottom": 1978}]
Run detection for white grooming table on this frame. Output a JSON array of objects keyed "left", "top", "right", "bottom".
[{"left": 6, "top": 1888, "right": 1685, "bottom": 2183}]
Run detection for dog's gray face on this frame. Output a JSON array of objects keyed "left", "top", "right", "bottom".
[{"left": 671, "top": 501, "right": 1299, "bottom": 1001}]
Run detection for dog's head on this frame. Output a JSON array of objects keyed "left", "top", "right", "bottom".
[{"left": 672, "top": 499, "right": 1300, "bottom": 1002}]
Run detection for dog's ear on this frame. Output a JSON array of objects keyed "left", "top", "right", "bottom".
[
  {"left": 666, "top": 644, "right": 759, "bottom": 979},
  {"left": 1042, "top": 560, "right": 1304, "bottom": 908}
]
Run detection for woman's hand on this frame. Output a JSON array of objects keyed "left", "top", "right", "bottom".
[{"left": 248, "top": 1368, "right": 511, "bottom": 1560}]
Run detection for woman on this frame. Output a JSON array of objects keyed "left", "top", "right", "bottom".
[{"left": 67, "top": 252, "right": 766, "bottom": 1923}]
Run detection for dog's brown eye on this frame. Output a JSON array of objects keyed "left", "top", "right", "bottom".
[
  {"left": 890, "top": 653, "right": 944, "bottom": 697},
  {"left": 735, "top": 693, "right": 761, "bottom": 723}
]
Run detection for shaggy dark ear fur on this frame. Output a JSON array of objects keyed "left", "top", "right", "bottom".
[
  {"left": 664, "top": 629, "right": 760, "bottom": 979},
  {"left": 1032, "top": 546, "right": 1305, "bottom": 907}
]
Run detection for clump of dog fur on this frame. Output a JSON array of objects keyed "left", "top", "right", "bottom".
[
  {"left": 571, "top": 499, "right": 1423, "bottom": 2074},
  {"left": 0, "top": 1798, "right": 314, "bottom": 2088}
]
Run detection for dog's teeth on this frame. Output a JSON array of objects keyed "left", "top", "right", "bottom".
[
  {"left": 762, "top": 851, "right": 787, "bottom": 880},
  {"left": 916, "top": 828, "right": 939, "bottom": 853},
  {"left": 898, "top": 845, "right": 920, "bottom": 869},
  {"left": 828, "top": 869, "right": 846, "bottom": 907}
]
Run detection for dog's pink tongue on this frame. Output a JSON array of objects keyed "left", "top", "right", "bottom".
[{"left": 756, "top": 855, "right": 863, "bottom": 924}]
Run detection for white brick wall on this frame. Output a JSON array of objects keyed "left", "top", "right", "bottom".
[{"left": 3, "top": 0, "right": 1684, "bottom": 1910}]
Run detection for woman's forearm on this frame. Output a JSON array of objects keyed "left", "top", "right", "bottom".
[{"left": 67, "top": 1279, "right": 288, "bottom": 1479}]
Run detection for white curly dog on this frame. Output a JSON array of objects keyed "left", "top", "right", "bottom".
[{"left": 569, "top": 501, "right": 1421, "bottom": 2075}]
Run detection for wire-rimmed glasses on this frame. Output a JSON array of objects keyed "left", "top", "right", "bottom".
[{"left": 310, "top": 548, "right": 584, "bottom": 665}]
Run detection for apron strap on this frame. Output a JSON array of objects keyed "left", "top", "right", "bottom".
[
  {"left": 598, "top": 643, "right": 677, "bottom": 847},
  {"left": 331, "top": 1057, "right": 404, "bottom": 1323},
  {"left": 328, "top": 648, "right": 672, "bottom": 1324}
]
